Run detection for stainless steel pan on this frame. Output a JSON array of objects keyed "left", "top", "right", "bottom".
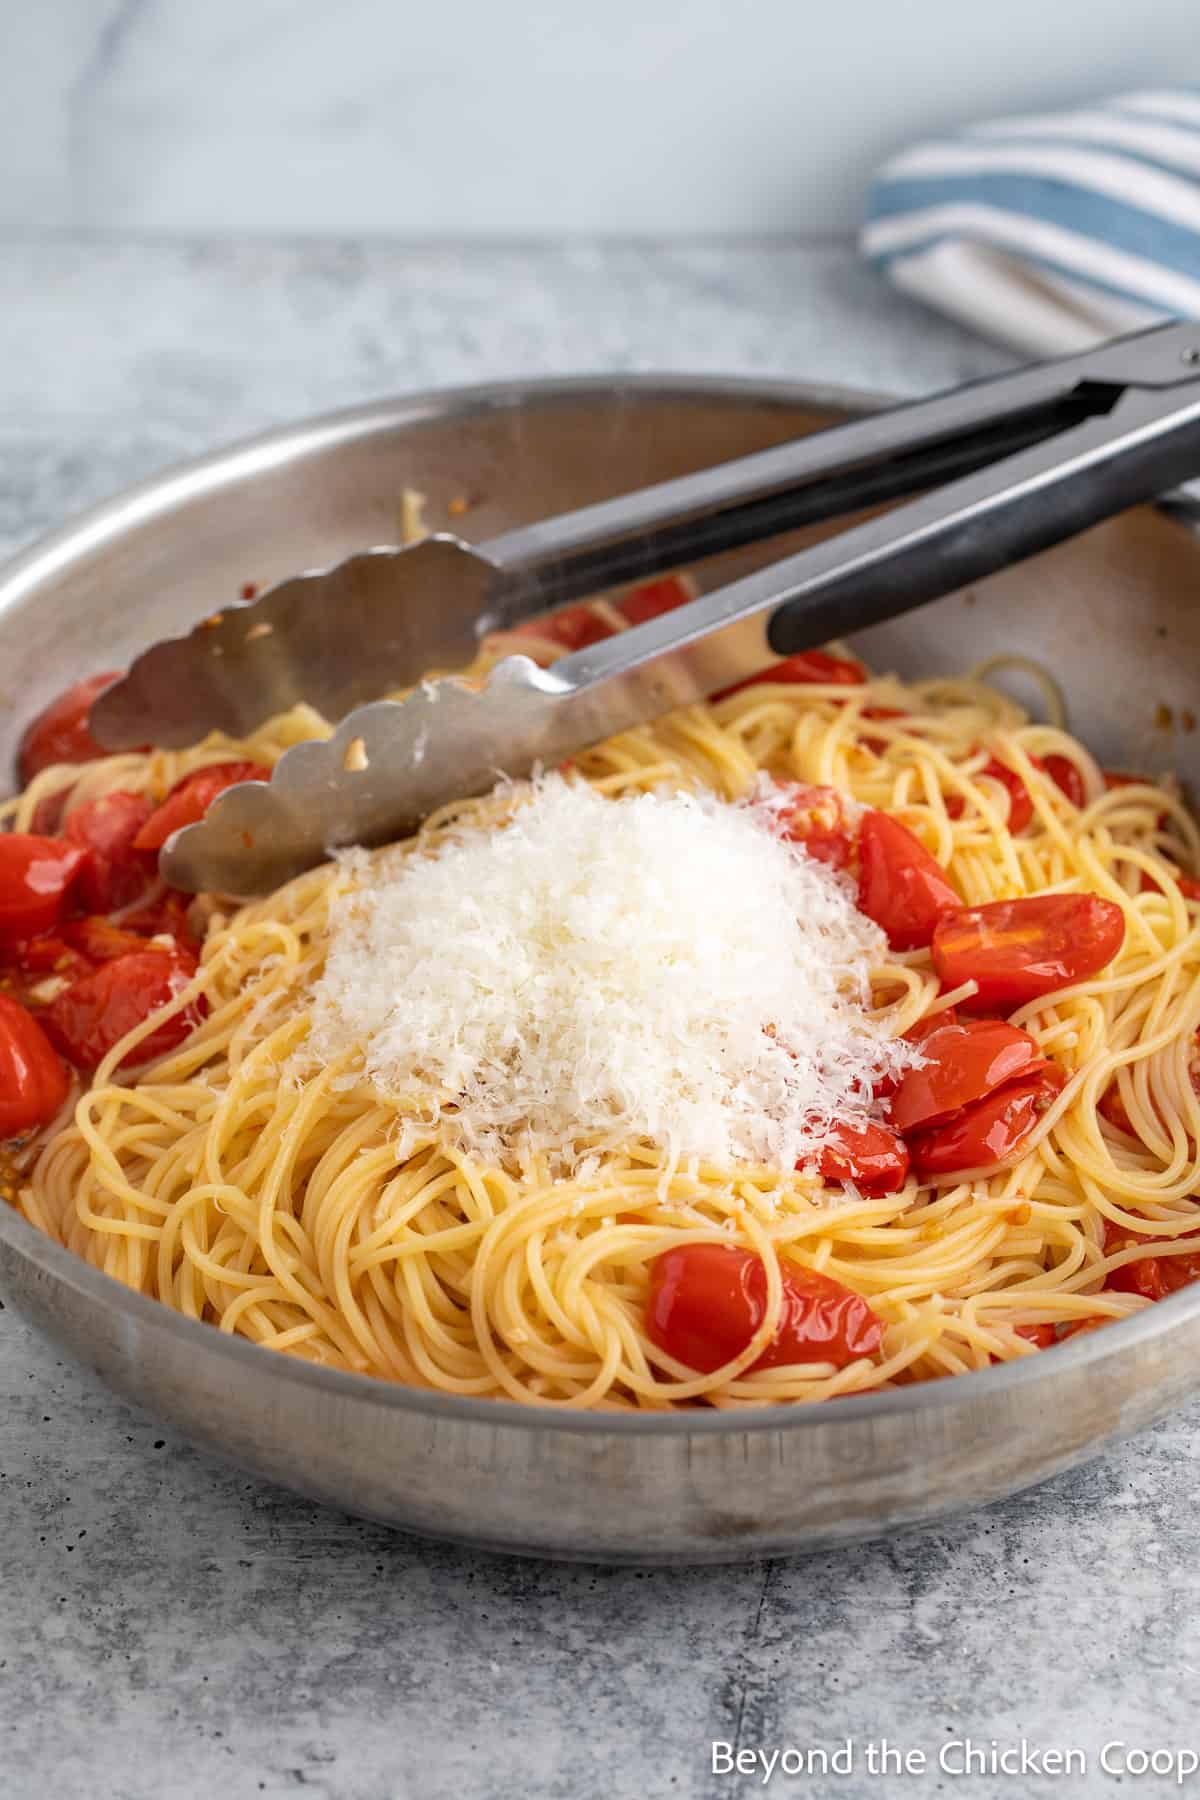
[{"left": 4, "top": 374, "right": 1200, "bottom": 1564}]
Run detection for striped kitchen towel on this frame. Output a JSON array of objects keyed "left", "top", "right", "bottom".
[{"left": 862, "top": 90, "right": 1200, "bottom": 357}]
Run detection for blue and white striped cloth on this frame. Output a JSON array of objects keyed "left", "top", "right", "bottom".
[{"left": 862, "top": 90, "right": 1200, "bottom": 357}]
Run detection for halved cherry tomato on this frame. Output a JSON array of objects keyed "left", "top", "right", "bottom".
[
  {"left": 874, "top": 1008, "right": 959, "bottom": 1102},
  {"left": 16, "top": 672, "right": 123, "bottom": 783},
  {"left": 510, "top": 604, "right": 614, "bottom": 653},
  {"left": 890, "top": 1019, "right": 1048, "bottom": 1134},
  {"left": 646, "top": 1244, "right": 882, "bottom": 1374},
  {"left": 946, "top": 757, "right": 1033, "bottom": 831},
  {"left": 715, "top": 649, "right": 867, "bottom": 700},
  {"left": 64, "top": 791, "right": 155, "bottom": 912},
  {"left": 776, "top": 782, "right": 855, "bottom": 872},
  {"left": 1103, "top": 1219, "right": 1200, "bottom": 1301},
  {"left": 1140, "top": 867, "right": 1200, "bottom": 900},
  {"left": 946, "top": 753, "right": 1087, "bottom": 830},
  {"left": 0, "top": 836, "right": 89, "bottom": 945},
  {"left": 43, "top": 946, "right": 204, "bottom": 1070},
  {"left": 861, "top": 705, "right": 906, "bottom": 755},
  {"left": 3, "top": 930, "right": 92, "bottom": 984},
  {"left": 62, "top": 917, "right": 158, "bottom": 962},
  {"left": 0, "top": 993, "right": 70, "bottom": 1137},
  {"left": 134, "top": 762, "right": 271, "bottom": 853},
  {"left": 1014, "top": 1323, "right": 1057, "bottom": 1348},
  {"left": 812, "top": 1119, "right": 909, "bottom": 1197},
  {"left": 617, "top": 573, "right": 696, "bottom": 627},
  {"left": 29, "top": 789, "right": 72, "bottom": 835},
  {"left": 1043, "top": 753, "right": 1088, "bottom": 809},
  {"left": 907, "top": 1065, "right": 1067, "bottom": 1175},
  {"left": 932, "top": 894, "right": 1126, "bottom": 1012},
  {"left": 857, "top": 811, "right": 960, "bottom": 951}
]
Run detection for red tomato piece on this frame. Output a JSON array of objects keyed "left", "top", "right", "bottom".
[
  {"left": 646, "top": 1244, "right": 882, "bottom": 1375},
  {"left": 1013, "top": 1323, "right": 1057, "bottom": 1348},
  {"left": 616, "top": 573, "right": 696, "bottom": 627},
  {"left": 42, "top": 946, "right": 205, "bottom": 1071},
  {"left": 29, "top": 789, "right": 72, "bottom": 835},
  {"left": 874, "top": 1009, "right": 958, "bottom": 1101},
  {"left": 3, "top": 930, "right": 92, "bottom": 982},
  {"left": 0, "top": 993, "right": 70, "bottom": 1137},
  {"left": 932, "top": 894, "right": 1126, "bottom": 1012},
  {"left": 0, "top": 836, "right": 89, "bottom": 945},
  {"left": 776, "top": 783, "right": 855, "bottom": 872},
  {"left": 1142, "top": 868, "right": 1200, "bottom": 900},
  {"left": 509, "top": 604, "right": 614, "bottom": 653},
  {"left": 60, "top": 917, "right": 156, "bottom": 962},
  {"left": 861, "top": 705, "right": 906, "bottom": 755},
  {"left": 890, "top": 1019, "right": 1048, "bottom": 1134},
  {"left": 715, "top": 649, "right": 867, "bottom": 701},
  {"left": 63, "top": 790, "right": 156, "bottom": 912},
  {"left": 857, "top": 811, "right": 960, "bottom": 951},
  {"left": 812, "top": 1119, "right": 910, "bottom": 1197},
  {"left": 134, "top": 762, "right": 271, "bottom": 853},
  {"left": 905, "top": 1007, "right": 958, "bottom": 1045},
  {"left": 907, "top": 1065, "right": 1067, "bottom": 1176},
  {"left": 946, "top": 757, "right": 1033, "bottom": 831},
  {"left": 1103, "top": 1220, "right": 1200, "bottom": 1301},
  {"left": 1043, "top": 753, "right": 1088, "bottom": 809},
  {"left": 16, "top": 672, "right": 124, "bottom": 783}
]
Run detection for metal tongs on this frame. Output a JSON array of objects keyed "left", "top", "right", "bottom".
[{"left": 91, "top": 320, "right": 1200, "bottom": 896}]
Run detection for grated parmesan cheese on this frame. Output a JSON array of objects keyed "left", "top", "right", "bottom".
[{"left": 309, "top": 776, "right": 914, "bottom": 1171}]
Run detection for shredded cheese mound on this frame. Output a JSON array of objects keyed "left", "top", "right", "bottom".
[{"left": 310, "top": 776, "right": 912, "bottom": 1170}]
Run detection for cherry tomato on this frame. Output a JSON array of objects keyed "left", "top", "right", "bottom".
[
  {"left": 856, "top": 811, "right": 960, "bottom": 951},
  {"left": 1140, "top": 868, "right": 1200, "bottom": 900},
  {"left": 134, "top": 762, "right": 271, "bottom": 853},
  {"left": 1013, "top": 1323, "right": 1057, "bottom": 1348},
  {"left": 715, "top": 649, "right": 867, "bottom": 701},
  {"left": 43, "top": 946, "right": 205, "bottom": 1070},
  {"left": 16, "top": 672, "right": 123, "bottom": 783},
  {"left": 510, "top": 604, "right": 614, "bottom": 653},
  {"left": 932, "top": 894, "right": 1126, "bottom": 1012},
  {"left": 890, "top": 1019, "right": 1048, "bottom": 1133},
  {"left": 1043, "top": 754, "right": 1088, "bottom": 809},
  {"left": 1098, "top": 1080, "right": 1133, "bottom": 1135},
  {"left": 646, "top": 1244, "right": 882, "bottom": 1374},
  {"left": 63, "top": 917, "right": 159, "bottom": 962},
  {"left": 617, "top": 573, "right": 696, "bottom": 627},
  {"left": 3, "top": 930, "right": 92, "bottom": 984},
  {"left": 776, "top": 783, "right": 855, "bottom": 872},
  {"left": 874, "top": 1008, "right": 959, "bottom": 1101},
  {"left": 63, "top": 791, "right": 156, "bottom": 912},
  {"left": 0, "top": 993, "right": 70, "bottom": 1137},
  {"left": 946, "top": 757, "right": 1033, "bottom": 831},
  {"left": 862, "top": 705, "right": 906, "bottom": 755},
  {"left": 1103, "top": 1220, "right": 1200, "bottom": 1301},
  {"left": 905, "top": 1007, "right": 958, "bottom": 1045},
  {"left": 812, "top": 1119, "right": 910, "bottom": 1197},
  {"left": 0, "top": 836, "right": 89, "bottom": 944},
  {"left": 29, "top": 789, "right": 72, "bottom": 835},
  {"left": 907, "top": 1065, "right": 1067, "bottom": 1175}
]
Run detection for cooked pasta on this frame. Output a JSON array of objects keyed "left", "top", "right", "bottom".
[{"left": 6, "top": 589, "right": 1200, "bottom": 1410}]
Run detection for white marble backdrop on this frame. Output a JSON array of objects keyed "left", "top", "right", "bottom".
[{"left": 3, "top": 0, "right": 1198, "bottom": 237}]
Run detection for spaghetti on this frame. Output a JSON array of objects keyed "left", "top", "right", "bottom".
[{"left": 7, "top": 590, "right": 1200, "bottom": 1410}]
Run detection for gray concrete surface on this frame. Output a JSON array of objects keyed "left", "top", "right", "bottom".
[{"left": 2, "top": 237, "right": 1196, "bottom": 1800}]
